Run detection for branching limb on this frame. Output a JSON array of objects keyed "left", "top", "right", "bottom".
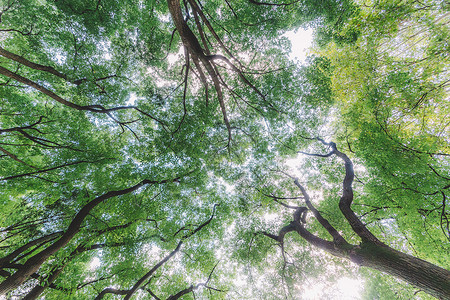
[
  {"left": 0, "top": 116, "right": 45, "bottom": 133},
  {"left": 168, "top": 0, "right": 279, "bottom": 145},
  {"left": 182, "top": 204, "right": 219, "bottom": 239},
  {"left": 187, "top": 0, "right": 238, "bottom": 64},
  {"left": 14, "top": 128, "right": 80, "bottom": 150},
  {"left": 293, "top": 179, "right": 348, "bottom": 245},
  {"left": 297, "top": 138, "right": 335, "bottom": 157},
  {"left": 0, "top": 46, "right": 74, "bottom": 83},
  {"left": 290, "top": 221, "right": 348, "bottom": 258},
  {"left": 330, "top": 143, "right": 384, "bottom": 244},
  {"left": 0, "top": 232, "right": 62, "bottom": 269},
  {"left": 96, "top": 203, "right": 218, "bottom": 300},
  {"left": 297, "top": 139, "right": 383, "bottom": 244},
  {"left": 254, "top": 187, "right": 304, "bottom": 210},
  {"left": 262, "top": 217, "right": 348, "bottom": 259},
  {"left": 272, "top": 197, "right": 302, "bottom": 210},
  {"left": 207, "top": 54, "right": 269, "bottom": 105}
]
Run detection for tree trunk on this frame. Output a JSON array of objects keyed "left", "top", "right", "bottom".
[{"left": 351, "top": 242, "right": 450, "bottom": 300}]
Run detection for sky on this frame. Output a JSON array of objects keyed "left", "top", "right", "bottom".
[{"left": 284, "top": 28, "right": 315, "bottom": 63}]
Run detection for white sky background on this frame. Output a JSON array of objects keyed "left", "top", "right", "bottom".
[{"left": 284, "top": 28, "right": 315, "bottom": 63}]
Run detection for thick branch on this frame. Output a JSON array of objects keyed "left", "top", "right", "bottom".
[
  {"left": 122, "top": 241, "right": 183, "bottom": 300},
  {"left": 293, "top": 179, "right": 348, "bottom": 245},
  {"left": 166, "top": 285, "right": 194, "bottom": 300},
  {"left": 298, "top": 139, "right": 383, "bottom": 244},
  {"left": 264, "top": 220, "right": 347, "bottom": 259},
  {"left": 0, "top": 47, "right": 74, "bottom": 83},
  {"left": 23, "top": 240, "right": 133, "bottom": 300},
  {"left": 22, "top": 219, "right": 156, "bottom": 298},
  {"left": 167, "top": 0, "right": 232, "bottom": 143},
  {"left": 187, "top": 0, "right": 234, "bottom": 60},
  {"left": 330, "top": 143, "right": 383, "bottom": 244}
]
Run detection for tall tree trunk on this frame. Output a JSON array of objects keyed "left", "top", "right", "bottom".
[{"left": 352, "top": 242, "right": 450, "bottom": 299}]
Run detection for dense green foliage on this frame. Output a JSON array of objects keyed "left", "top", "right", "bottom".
[{"left": 0, "top": 0, "right": 448, "bottom": 299}]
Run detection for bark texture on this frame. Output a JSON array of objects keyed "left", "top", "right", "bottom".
[{"left": 353, "top": 243, "right": 450, "bottom": 299}]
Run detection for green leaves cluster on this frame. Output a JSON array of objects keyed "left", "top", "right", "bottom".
[{"left": 0, "top": 0, "right": 448, "bottom": 299}]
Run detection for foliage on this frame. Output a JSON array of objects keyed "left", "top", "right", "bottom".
[
  {"left": 315, "top": 0, "right": 450, "bottom": 264},
  {"left": 0, "top": 0, "right": 448, "bottom": 299}
]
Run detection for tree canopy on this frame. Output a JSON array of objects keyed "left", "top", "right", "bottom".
[{"left": 0, "top": 0, "right": 449, "bottom": 299}]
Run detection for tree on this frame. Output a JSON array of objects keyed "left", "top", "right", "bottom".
[
  {"left": 263, "top": 139, "right": 450, "bottom": 299},
  {"left": 0, "top": 0, "right": 448, "bottom": 299}
]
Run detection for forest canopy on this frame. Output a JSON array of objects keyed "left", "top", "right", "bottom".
[{"left": 0, "top": 0, "right": 449, "bottom": 299}]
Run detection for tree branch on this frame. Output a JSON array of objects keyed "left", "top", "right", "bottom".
[
  {"left": 293, "top": 179, "right": 348, "bottom": 245},
  {"left": 248, "top": 0, "right": 300, "bottom": 6},
  {"left": 330, "top": 143, "right": 384, "bottom": 244},
  {"left": 0, "top": 46, "right": 75, "bottom": 83},
  {"left": 0, "top": 159, "right": 110, "bottom": 181}
]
